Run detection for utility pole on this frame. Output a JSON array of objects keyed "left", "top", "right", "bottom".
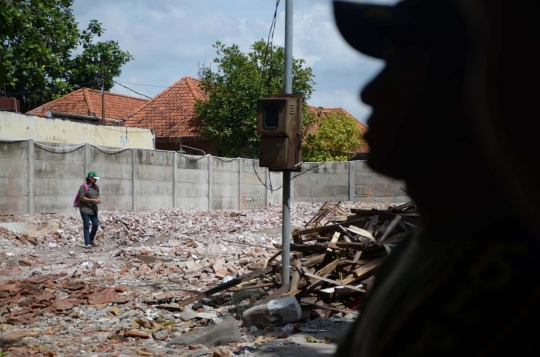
[
  {"left": 101, "top": 59, "right": 105, "bottom": 125},
  {"left": 281, "top": 0, "right": 293, "bottom": 285}
]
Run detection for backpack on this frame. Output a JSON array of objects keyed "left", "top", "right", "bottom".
[{"left": 73, "top": 183, "right": 99, "bottom": 208}]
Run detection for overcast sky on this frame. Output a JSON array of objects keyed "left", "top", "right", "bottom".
[{"left": 72, "top": 0, "right": 399, "bottom": 124}]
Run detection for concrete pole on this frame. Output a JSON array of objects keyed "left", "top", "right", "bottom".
[
  {"left": 27, "top": 139, "right": 34, "bottom": 215},
  {"left": 264, "top": 167, "right": 269, "bottom": 207},
  {"left": 281, "top": 0, "right": 293, "bottom": 285},
  {"left": 208, "top": 155, "right": 213, "bottom": 211},
  {"left": 349, "top": 161, "right": 356, "bottom": 202},
  {"left": 173, "top": 152, "right": 178, "bottom": 208},
  {"left": 238, "top": 158, "right": 243, "bottom": 210},
  {"left": 132, "top": 149, "right": 137, "bottom": 211}
]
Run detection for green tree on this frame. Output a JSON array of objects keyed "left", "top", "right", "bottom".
[
  {"left": 302, "top": 108, "right": 366, "bottom": 162},
  {"left": 0, "top": 0, "right": 133, "bottom": 112},
  {"left": 195, "top": 40, "right": 315, "bottom": 158}
]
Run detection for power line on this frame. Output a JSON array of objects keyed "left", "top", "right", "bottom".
[
  {"left": 259, "top": 0, "right": 281, "bottom": 97},
  {"left": 115, "top": 80, "right": 168, "bottom": 88},
  {"left": 112, "top": 80, "right": 152, "bottom": 99}
]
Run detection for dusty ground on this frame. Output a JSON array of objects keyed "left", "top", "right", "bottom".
[{"left": 0, "top": 202, "right": 388, "bottom": 356}]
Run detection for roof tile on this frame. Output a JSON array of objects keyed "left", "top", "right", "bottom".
[
  {"left": 124, "top": 77, "right": 206, "bottom": 139},
  {"left": 26, "top": 88, "right": 148, "bottom": 120}
]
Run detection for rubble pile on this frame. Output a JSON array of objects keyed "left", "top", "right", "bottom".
[{"left": 0, "top": 201, "right": 411, "bottom": 356}]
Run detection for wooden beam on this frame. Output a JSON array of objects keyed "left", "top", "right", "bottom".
[{"left": 342, "top": 258, "right": 383, "bottom": 285}]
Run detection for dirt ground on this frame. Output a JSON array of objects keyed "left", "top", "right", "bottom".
[{"left": 0, "top": 202, "right": 385, "bottom": 356}]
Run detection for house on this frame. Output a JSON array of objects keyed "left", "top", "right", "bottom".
[
  {"left": 26, "top": 88, "right": 149, "bottom": 125},
  {"left": 124, "top": 76, "right": 210, "bottom": 154},
  {"left": 308, "top": 106, "right": 370, "bottom": 158}
]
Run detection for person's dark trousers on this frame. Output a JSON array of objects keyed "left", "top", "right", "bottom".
[{"left": 80, "top": 212, "right": 99, "bottom": 246}]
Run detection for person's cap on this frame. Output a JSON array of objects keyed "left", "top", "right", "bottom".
[
  {"left": 333, "top": 0, "right": 463, "bottom": 59},
  {"left": 87, "top": 171, "right": 100, "bottom": 180}
]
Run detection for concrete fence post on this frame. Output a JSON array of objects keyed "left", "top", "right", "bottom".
[
  {"left": 290, "top": 169, "right": 295, "bottom": 202},
  {"left": 27, "top": 139, "right": 34, "bottom": 215},
  {"left": 349, "top": 161, "right": 356, "bottom": 202},
  {"left": 132, "top": 148, "right": 138, "bottom": 211},
  {"left": 208, "top": 155, "right": 213, "bottom": 211},
  {"left": 238, "top": 158, "right": 242, "bottom": 210},
  {"left": 83, "top": 143, "right": 90, "bottom": 174},
  {"left": 264, "top": 166, "right": 269, "bottom": 207},
  {"left": 173, "top": 152, "right": 178, "bottom": 208}
]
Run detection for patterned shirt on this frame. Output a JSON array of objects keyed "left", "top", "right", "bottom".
[{"left": 78, "top": 184, "right": 99, "bottom": 215}]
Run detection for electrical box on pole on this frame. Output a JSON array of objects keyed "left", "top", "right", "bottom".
[{"left": 257, "top": 94, "right": 302, "bottom": 171}]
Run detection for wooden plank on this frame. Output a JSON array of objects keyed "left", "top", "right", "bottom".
[
  {"left": 328, "top": 242, "right": 365, "bottom": 250},
  {"left": 326, "top": 232, "right": 341, "bottom": 252},
  {"left": 351, "top": 251, "right": 362, "bottom": 271},
  {"left": 303, "top": 253, "right": 326, "bottom": 268},
  {"left": 377, "top": 215, "right": 402, "bottom": 245},
  {"left": 273, "top": 243, "right": 326, "bottom": 253},
  {"left": 289, "top": 269, "right": 300, "bottom": 293},
  {"left": 178, "top": 266, "right": 273, "bottom": 307},
  {"left": 314, "top": 259, "right": 341, "bottom": 276},
  {"left": 342, "top": 258, "right": 383, "bottom": 285},
  {"left": 295, "top": 218, "right": 367, "bottom": 238},
  {"left": 345, "top": 225, "right": 376, "bottom": 242},
  {"left": 300, "top": 303, "right": 360, "bottom": 315},
  {"left": 260, "top": 282, "right": 292, "bottom": 304},
  {"left": 303, "top": 271, "right": 366, "bottom": 293},
  {"left": 368, "top": 214, "right": 379, "bottom": 235},
  {"left": 391, "top": 201, "right": 415, "bottom": 211},
  {"left": 259, "top": 250, "right": 282, "bottom": 284}
]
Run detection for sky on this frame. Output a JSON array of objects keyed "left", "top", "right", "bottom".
[{"left": 72, "top": 0, "right": 399, "bottom": 124}]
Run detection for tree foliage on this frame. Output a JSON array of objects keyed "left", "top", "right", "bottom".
[
  {"left": 302, "top": 108, "right": 366, "bottom": 162},
  {"left": 195, "top": 40, "right": 315, "bottom": 158},
  {"left": 0, "top": 0, "right": 133, "bottom": 112}
]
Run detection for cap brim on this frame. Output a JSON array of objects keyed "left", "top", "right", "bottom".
[
  {"left": 333, "top": 1, "right": 416, "bottom": 59},
  {"left": 94, "top": 177, "right": 100, "bottom": 180}
]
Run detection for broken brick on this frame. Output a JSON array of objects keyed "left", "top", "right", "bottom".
[{"left": 55, "top": 297, "right": 73, "bottom": 311}]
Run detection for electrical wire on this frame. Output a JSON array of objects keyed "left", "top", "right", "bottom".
[
  {"left": 259, "top": 0, "right": 281, "bottom": 97},
  {"left": 115, "top": 81, "right": 168, "bottom": 88},
  {"left": 251, "top": 157, "right": 327, "bottom": 193},
  {"left": 113, "top": 80, "right": 152, "bottom": 99}
]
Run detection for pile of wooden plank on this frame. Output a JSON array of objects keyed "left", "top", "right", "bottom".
[{"left": 178, "top": 201, "right": 419, "bottom": 317}]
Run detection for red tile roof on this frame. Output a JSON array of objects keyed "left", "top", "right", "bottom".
[
  {"left": 124, "top": 77, "right": 206, "bottom": 139},
  {"left": 308, "top": 106, "right": 370, "bottom": 153},
  {"left": 26, "top": 88, "right": 149, "bottom": 121}
]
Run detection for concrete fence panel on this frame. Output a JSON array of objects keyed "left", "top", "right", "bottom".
[
  {"left": 0, "top": 140, "right": 409, "bottom": 215},
  {"left": 354, "top": 161, "right": 408, "bottom": 204},
  {"left": 176, "top": 154, "right": 209, "bottom": 210},
  {"left": 212, "top": 158, "right": 239, "bottom": 210},
  {"left": 90, "top": 145, "right": 133, "bottom": 211},
  {"left": 33, "top": 142, "right": 85, "bottom": 213},
  {"left": 294, "top": 162, "right": 351, "bottom": 203},
  {"left": 241, "top": 159, "right": 266, "bottom": 209},
  {"left": 136, "top": 149, "right": 174, "bottom": 211},
  {"left": 0, "top": 141, "right": 28, "bottom": 215}
]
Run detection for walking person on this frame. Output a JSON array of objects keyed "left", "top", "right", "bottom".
[{"left": 79, "top": 171, "right": 101, "bottom": 248}]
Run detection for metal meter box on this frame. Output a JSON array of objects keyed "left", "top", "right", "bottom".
[{"left": 256, "top": 94, "right": 302, "bottom": 171}]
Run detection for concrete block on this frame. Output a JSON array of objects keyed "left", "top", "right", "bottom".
[
  {"left": 34, "top": 178, "right": 82, "bottom": 196},
  {"left": 90, "top": 147, "right": 132, "bottom": 164},
  {"left": 136, "top": 195, "right": 174, "bottom": 211},
  {"left": 242, "top": 296, "right": 302, "bottom": 329},
  {"left": 90, "top": 162, "right": 132, "bottom": 180},
  {"left": 135, "top": 179, "right": 173, "bottom": 195},
  {"left": 166, "top": 315, "right": 241, "bottom": 347}
]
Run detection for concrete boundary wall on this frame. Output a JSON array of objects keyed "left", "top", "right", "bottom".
[{"left": 0, "top": 140, "right": 407, "bottom": 215}]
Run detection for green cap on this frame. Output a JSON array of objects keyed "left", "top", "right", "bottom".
[{"left": 87, "top": 171, "right": 100, "bottom": 180}]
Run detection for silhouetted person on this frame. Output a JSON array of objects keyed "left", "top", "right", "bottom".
[{"left": 333, "top": 0, "right": 540, "bottom": 355}]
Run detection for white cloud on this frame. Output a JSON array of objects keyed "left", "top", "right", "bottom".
[{"left": 72, "top": 0, "right": 396, "bottom": 121}]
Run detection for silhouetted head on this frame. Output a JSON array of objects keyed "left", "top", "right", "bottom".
[{"left": 333, "top": 0, "right": 471, "bottom": 180}]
